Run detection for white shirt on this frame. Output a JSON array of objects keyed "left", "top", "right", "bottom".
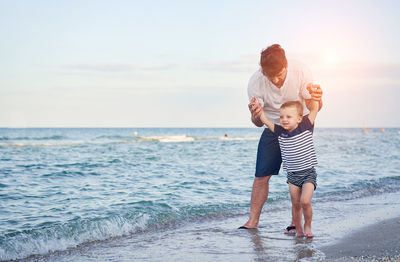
[{"left": 247, "top": 60, "right": 313, "bottom": 124}]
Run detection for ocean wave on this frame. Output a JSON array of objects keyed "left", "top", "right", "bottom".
[
  {"left": 317, "top": 175, "right": 400, "bottom": 201},
  {"left": 0, "top": 135, "right": 259, "bottom": 147},
  {"left": 218, "top": 137, "right": 259, "bottom": 141},
  {"left": 1, "top": 177, "right": 399, "bottom": 261},
  {"left": 95, "top": 135, "right": 132, "bottom": 140},
  {"left": 138, "top": 135, "right": 195, "bottom": 143},
  {"left": 0, "top": 135, "right": 66, "bottom": 141},
  {"left": 0, "top": 142, "right": 85, "bottom": 147},
  {"left": 0, "top": 213, "right": 149, "bottom": 261},
  {"left": 128, "top": 135, "right": 259, "bottom": 143},
  {"left": 0, "top": 202, "right": 244, "bottom": 261}
]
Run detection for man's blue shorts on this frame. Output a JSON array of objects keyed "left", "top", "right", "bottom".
[{"left": 255, "top": 128, "right": 282, "bottom": 177}]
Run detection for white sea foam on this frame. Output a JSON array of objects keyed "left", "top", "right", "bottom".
[
  {"left": 139, "top": 135, "right": 195, "bottom": 143},
  {"left": 137, "top": 135, "right": 259, "bottom": 143},
  {"left": 0, "top": 214, "right": 150, "bottom": 261}
]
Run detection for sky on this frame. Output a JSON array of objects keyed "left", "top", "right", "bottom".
[{"left": 1, "top": 0, "right": 399, "bottom": 128}]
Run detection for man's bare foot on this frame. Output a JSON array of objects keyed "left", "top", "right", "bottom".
[{"left": 240, "top": 221, "right": 258, "bottom": 229}]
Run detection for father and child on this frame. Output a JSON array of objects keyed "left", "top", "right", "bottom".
[
  {"left": 250, "top": 85, "right": 320, "bottom": 238},
  {"left": 241, "top": 44, "right": 322, "bottom": 238}
]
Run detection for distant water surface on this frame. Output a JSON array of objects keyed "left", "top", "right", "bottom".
[{"left": 0, "top": 128, "right": 399, "bottom": 261}]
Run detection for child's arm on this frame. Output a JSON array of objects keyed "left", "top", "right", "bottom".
[
  {"left": 306, "top": 84, "right": 320, "bottom": 125},
  {"left": 307, "top": 100, "right": 319, "bottom": 125},
  {"left": 260, "top": 111, "right": 275, "bottom": 132}
]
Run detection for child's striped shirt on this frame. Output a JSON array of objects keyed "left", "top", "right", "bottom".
[{"left": 274, "top": 117, "right": 317, "bottom": 172}]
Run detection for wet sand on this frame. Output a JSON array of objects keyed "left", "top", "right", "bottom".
[{"left": 321, "top": 216, "right": 400, "bottom": 261}]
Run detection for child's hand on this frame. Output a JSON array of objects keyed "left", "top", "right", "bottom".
[{"left": 307, "top": 84, "right": 323, "bottom": 101}]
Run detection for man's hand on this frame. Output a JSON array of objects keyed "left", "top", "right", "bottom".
[
  {"left": 307, "top": 83, "right": 323, "bottom": 101},
  {"left": 248, "top": 97, "right": 264, "bottom": 127},
  {"left": 306, "top": 83, "right": 323, "bottom": 112}
]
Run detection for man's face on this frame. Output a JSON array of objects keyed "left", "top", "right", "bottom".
[
  {"left": 265, "top": 67, "right": 287, "bottom": 88},
  {"left": 279, "top": 106, "right": 302, "bottom": 132}
]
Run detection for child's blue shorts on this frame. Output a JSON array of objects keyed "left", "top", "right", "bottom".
[
  {"left": 287, "top": 167, "right": 317, "bottom": 190},
  {"left": 255, "top": 128, "right": 282, "bottom": 177}
]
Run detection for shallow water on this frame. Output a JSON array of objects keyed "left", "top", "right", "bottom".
[{"left": 1, "top": 127, "right": 399, "bottom": 261}]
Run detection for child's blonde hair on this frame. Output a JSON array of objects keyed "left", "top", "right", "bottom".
[{"left": 280, "top": 101, "right": 303, "bottom": 116}]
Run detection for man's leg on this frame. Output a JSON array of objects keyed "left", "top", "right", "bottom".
[
  {"left": 300, "top": 182, "right": 315, "bottom": 237},
  {"left": 241, "top": 128, "right": 280, "bottom": 229},
  {"left": 242, "top": 175, "right": 271, "bottom": 228},
  {"left": 289, "top": 183, "right": 303, "bottom": 236}
]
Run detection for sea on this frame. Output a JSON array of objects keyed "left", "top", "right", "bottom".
[{"left": 0, "top": 127, "right": 399, "bottom": 261}]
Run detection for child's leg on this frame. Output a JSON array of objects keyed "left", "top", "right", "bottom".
[
  {"left": 288, "top": 183, "right": 303, "bottom": 236},
  {"left": 300, "top": 182, "right": 315, "bottom": 236}
]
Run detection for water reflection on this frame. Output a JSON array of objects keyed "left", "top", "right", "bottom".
[{"left": 244, "top": 228, "right": 315, "bottom": 261}]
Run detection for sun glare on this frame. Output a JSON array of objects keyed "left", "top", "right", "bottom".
[{"left": 323, "top": 53, "right": 338, "bottom": 64}]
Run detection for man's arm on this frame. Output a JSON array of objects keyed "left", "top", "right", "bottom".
[
  {"left": 251, "top": 115, "right": 264, "bottom": 127},
  {"left": 248, "top": 97, "right": 264, "bottom": 127}
]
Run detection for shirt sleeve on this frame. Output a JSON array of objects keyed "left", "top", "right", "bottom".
[
  {"left": 301, "top": 116, "right": 314, "bottom": 132},
  {"left": 274, "top": 124, "right": 284, "bottom": 136},
  {"left": 299, "top": 63, "right": 313, "bottom": 100}
]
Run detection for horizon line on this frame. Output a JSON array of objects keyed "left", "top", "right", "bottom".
[{"left": 0, "top": 126, "right": 398, "bottom": 129}]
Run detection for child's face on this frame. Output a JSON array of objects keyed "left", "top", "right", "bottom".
[{"left": 279, "top": 106, "right": 302, "bottom": 131}]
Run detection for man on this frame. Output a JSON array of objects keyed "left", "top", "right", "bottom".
[{"left": 240, "top": 44, "right": 323, "bottom": 230}]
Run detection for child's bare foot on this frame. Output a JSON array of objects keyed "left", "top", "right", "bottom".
[{"left": 304, "top": 225, "right": 313, "bottom": 238}]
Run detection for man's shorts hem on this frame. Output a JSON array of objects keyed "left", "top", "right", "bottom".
[{"left": 255, "top": 171, "right": 279, "bottom": 178}]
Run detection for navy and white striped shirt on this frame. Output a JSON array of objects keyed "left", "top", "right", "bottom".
[{"left": 274, "top": 117, "right": 318, "bottom": 172}]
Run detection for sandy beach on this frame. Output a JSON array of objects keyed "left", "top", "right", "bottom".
[{"left": 321, "top": 216, "right": 400, "bottom": 261}]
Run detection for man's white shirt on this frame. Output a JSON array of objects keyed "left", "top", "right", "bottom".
[{"left": 247, "top": 60, "right": 313, "bottom": 125}]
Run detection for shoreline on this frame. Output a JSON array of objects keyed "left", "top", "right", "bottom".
[
  {"left": 320, "top": 216, "right": 400, "bottom": 260},
  {"left": 3, "top": 190, "right": 400, "bottom": 261},
  {"left": 5, "top": 210, "right": 400, "bottom": 261}
]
